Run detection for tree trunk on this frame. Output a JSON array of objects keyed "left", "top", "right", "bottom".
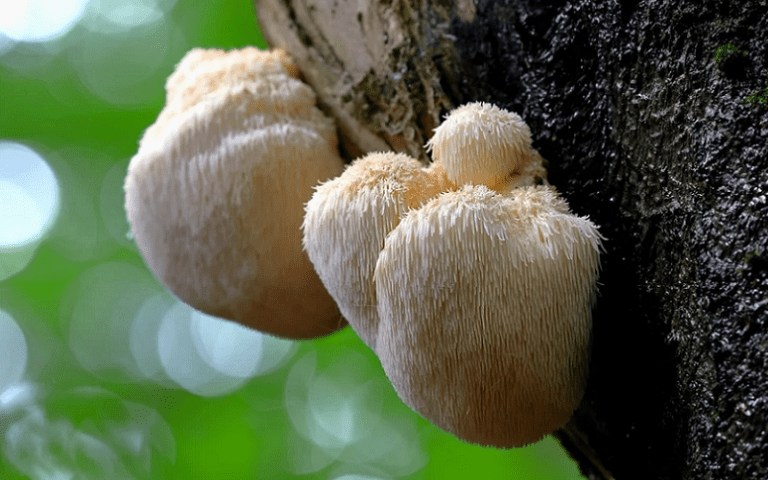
[{"left": 254, "top": 1, "right": 768, "bottom": 478}]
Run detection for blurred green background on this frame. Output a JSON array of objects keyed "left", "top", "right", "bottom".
[{"left": 0, "top": 1, "right": 586, "bottom": 479}]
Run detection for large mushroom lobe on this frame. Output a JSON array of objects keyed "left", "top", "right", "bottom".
[
  {"left": 375, "top": 184, "right": 602, "bottom": 447},
  {"left": 125, "top": 47, "right": 345, "bottom": 339},
  {"left": 302, "top": 152, "right": 452, "bottom": 348}
]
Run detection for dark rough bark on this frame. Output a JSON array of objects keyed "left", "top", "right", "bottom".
[{"left": 255, "top": 1, "right": 768, "bottom": 479}]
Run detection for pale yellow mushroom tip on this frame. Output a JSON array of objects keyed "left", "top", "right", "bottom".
[
  {"left": 167, "top": 46, "right": 300, "bottom": 95},
  {"left": 164, "top": 46, "right": 301, "bottom": 112},
  {"left": 426, "top": 102, "right": 533, "bottom": 188},
  {"left": 139, "top": 46, "right": 310, "bottom": 154},
  {"left": 301, "top": 150, "right": 452, "bottom": 349}
]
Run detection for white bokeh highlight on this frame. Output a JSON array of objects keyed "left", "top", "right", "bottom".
[
  {"left": 71, "top": 8, "right": 185, "bottom": 106},
  {"left": 285, "top": 352, "right": 426, "bottom": 477},
  {"left": 0, "top": 142, "right": 60, "bottom": 279},
  {"left": 190, "top": 314, "right": 263, "bottom": 379},
  {"left": 0, "top": 143, "right": 60, "bottom": 245},
  {"left": 64, "top": 261, "right": 294, "bottom": 393},
  {"left": 0, "top": 381, "right": 35, "bottom": 414},
  {"left": 0, "top": 0, "right": 88, "bottom": 42},
  {"left": 80, "top": 0, "right": 178, "bottom": 33},
  {"left": 66, "top": 262, "right": 162, "bottom": 382},
  {"left": 129, "top": 292, "right": 176, "bottom": 386},
  {"left": 0, "top": 309, "right": 27, "bottom": 395}
]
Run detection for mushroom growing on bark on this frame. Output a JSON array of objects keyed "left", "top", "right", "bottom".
[
  {"left": 125, "top": 47, "right": 345, "bottom": 339},
  {"left": 426, "top": 102, "right": 548, "bottom": 191},
  {"left": 302, "top": 152, "right": 452, "bottom": 347},
  {"left": 375, "top": 183, "right": 602, "bottom": 447},
  {"left": 303, "top": 102, "right": 602, "bottom": 447}
]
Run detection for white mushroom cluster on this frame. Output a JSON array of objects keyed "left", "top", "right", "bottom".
[
  {"left": 303, "top": 102, "right": 603, "bottom": 447},
  {"left": 125, "top": 47, "right": 345, "bottom": 339},
  {"left": 125, "top": 51, "right": 602, "bottom": 448}
]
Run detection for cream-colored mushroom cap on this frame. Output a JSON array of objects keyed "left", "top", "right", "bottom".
[
  {"left": 302, "top": 152, "right": 452, "bottom": 348},
  {"left": 125, "top": 47, "right": 345, "bottom": 339},
  {"left": 426, "top": 102, "right": 535, "bottom": 189},
  {"left": 139, "top": 47, "right": 312, "bottom": 155},
  {"left": 374, "top": 184, "right": 602, "bottom": 447},
  {"left": 165, "top": 47, "right": 300, "bottom": 103}
]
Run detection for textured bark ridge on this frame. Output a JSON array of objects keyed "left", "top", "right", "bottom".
[
  {"left": 255, "top": 1, "right": 768, "bottom": 479},
  {"left": 255, "top": 0, "right": 469, "bottom": 160}
]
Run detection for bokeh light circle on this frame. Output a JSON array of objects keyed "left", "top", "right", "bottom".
[
  {"left": 71, "top": 14, "right": 184, "bottom": 106},
  {"left": 0, "top": 142, "right": 60, "bottom": 245},
  {"left": 0, "top": 142, "right": 60, "bottom": 280},
  {"left": 129, "top": 292, "right": 176, "bottom": 386},
  {"left": 0, "top": 382, "right": 35, "bottom": 414},
  {"left": 158, "top": 301, "right": 295, "bottom": 396},
  {"left": 66, "top": 259, "right": 295, "bottom": 393},
  {"left": 65, "top": 262, "right": 164, "bottom": 382},
  {"left": 0, "top": 309, "right": 27, "bottom": 394},
  {"left": 285, "top": 352, "right": 384, "bottom": 451},
  {"left": 0, "top": 0, "right": 89, "bottom": 42},
  {"left": 284, "top": 350, "right": 426, "bottom": 477},
  {"left": 0, "top": 183, "right": 48, "bottom": 246},
  {"left": 190, "top": 312, "right": 264, "bottom": 379},
  {"left": 80, "top": 0, "right": 180, "bottom": 33}
]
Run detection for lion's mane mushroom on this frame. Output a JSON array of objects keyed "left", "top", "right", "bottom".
[
  {"left": 370, "top": 102, "right": 603, "bottom": 447},
  {"left": 125, "top": 47, "right": 345, "bottom": 339},
  {"left": 426, "top": 102, "right": 548, "bottom": 191},
  {"left": 304, "top": 101, "right": 602, "bottom": 447},
  {"left": 302, "top": 152, "right": 452, "bottom": 348},
  {"left": 375, "top": 184, "right": 602, "bottom": 447}
]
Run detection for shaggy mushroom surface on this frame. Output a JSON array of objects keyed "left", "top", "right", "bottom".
[
  {"left": 126, "top": 47, "right": 345, "bottom": 339},
  {"left": 304, "top": 102, "right": 603, "bottom": 447}
]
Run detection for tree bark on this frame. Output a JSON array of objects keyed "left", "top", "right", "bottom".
[{"left": 254, "top": 1, "right": 768, "bottom": 479}]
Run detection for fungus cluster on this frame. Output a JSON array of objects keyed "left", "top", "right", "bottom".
[
  {"left": 303, "top": 102, "right": 602, "bottom": 447},
  {"left": 125, "top": 45, "right": 603, "bottom": 449},
  {"left": 125, "top": 47, "right": 345, "bottom": 339}
]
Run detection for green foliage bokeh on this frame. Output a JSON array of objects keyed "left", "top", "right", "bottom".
[{"left": 0, "top": 1, "right": 586, "bottom": 479}]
